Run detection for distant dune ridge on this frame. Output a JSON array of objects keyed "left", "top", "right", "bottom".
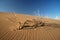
[
  {"left": 0, "top": 12, "right": 60, "bottom": 40},
  {"left": 55, "top": 16, "right": 60, "bottom": 20}
]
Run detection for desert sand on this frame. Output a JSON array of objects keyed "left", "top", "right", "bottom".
[{"left": 0, "top": 12, "right": 60, "bottom": 40}]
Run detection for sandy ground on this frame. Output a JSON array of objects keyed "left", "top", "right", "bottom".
[{"left": 0, "top": 12, "right": 60, "bottom": 40}]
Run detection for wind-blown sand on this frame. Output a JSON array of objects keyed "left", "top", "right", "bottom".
[{"left": 0, "top": 12, "right": 60, "bottom": 40}]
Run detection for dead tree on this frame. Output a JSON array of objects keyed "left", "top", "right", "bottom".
[{"left": 18, "top": 19, "right": 45, "bottom": 30}]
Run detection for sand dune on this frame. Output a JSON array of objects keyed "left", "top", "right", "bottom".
[{"left": 0, "top": 12, "right": 60, "bottom": 40}]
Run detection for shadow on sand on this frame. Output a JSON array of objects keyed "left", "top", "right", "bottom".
[{"left": 45, "top": 23, "right": 60, "bottom": 28}]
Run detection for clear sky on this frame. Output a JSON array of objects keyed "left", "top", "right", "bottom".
[{"left": 0, "top": 0, "right": 60, "bottom": 19}]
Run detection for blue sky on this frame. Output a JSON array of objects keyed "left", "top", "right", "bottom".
[{"left": 0, "top": 0, "right": 60, "bottom": 19}]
